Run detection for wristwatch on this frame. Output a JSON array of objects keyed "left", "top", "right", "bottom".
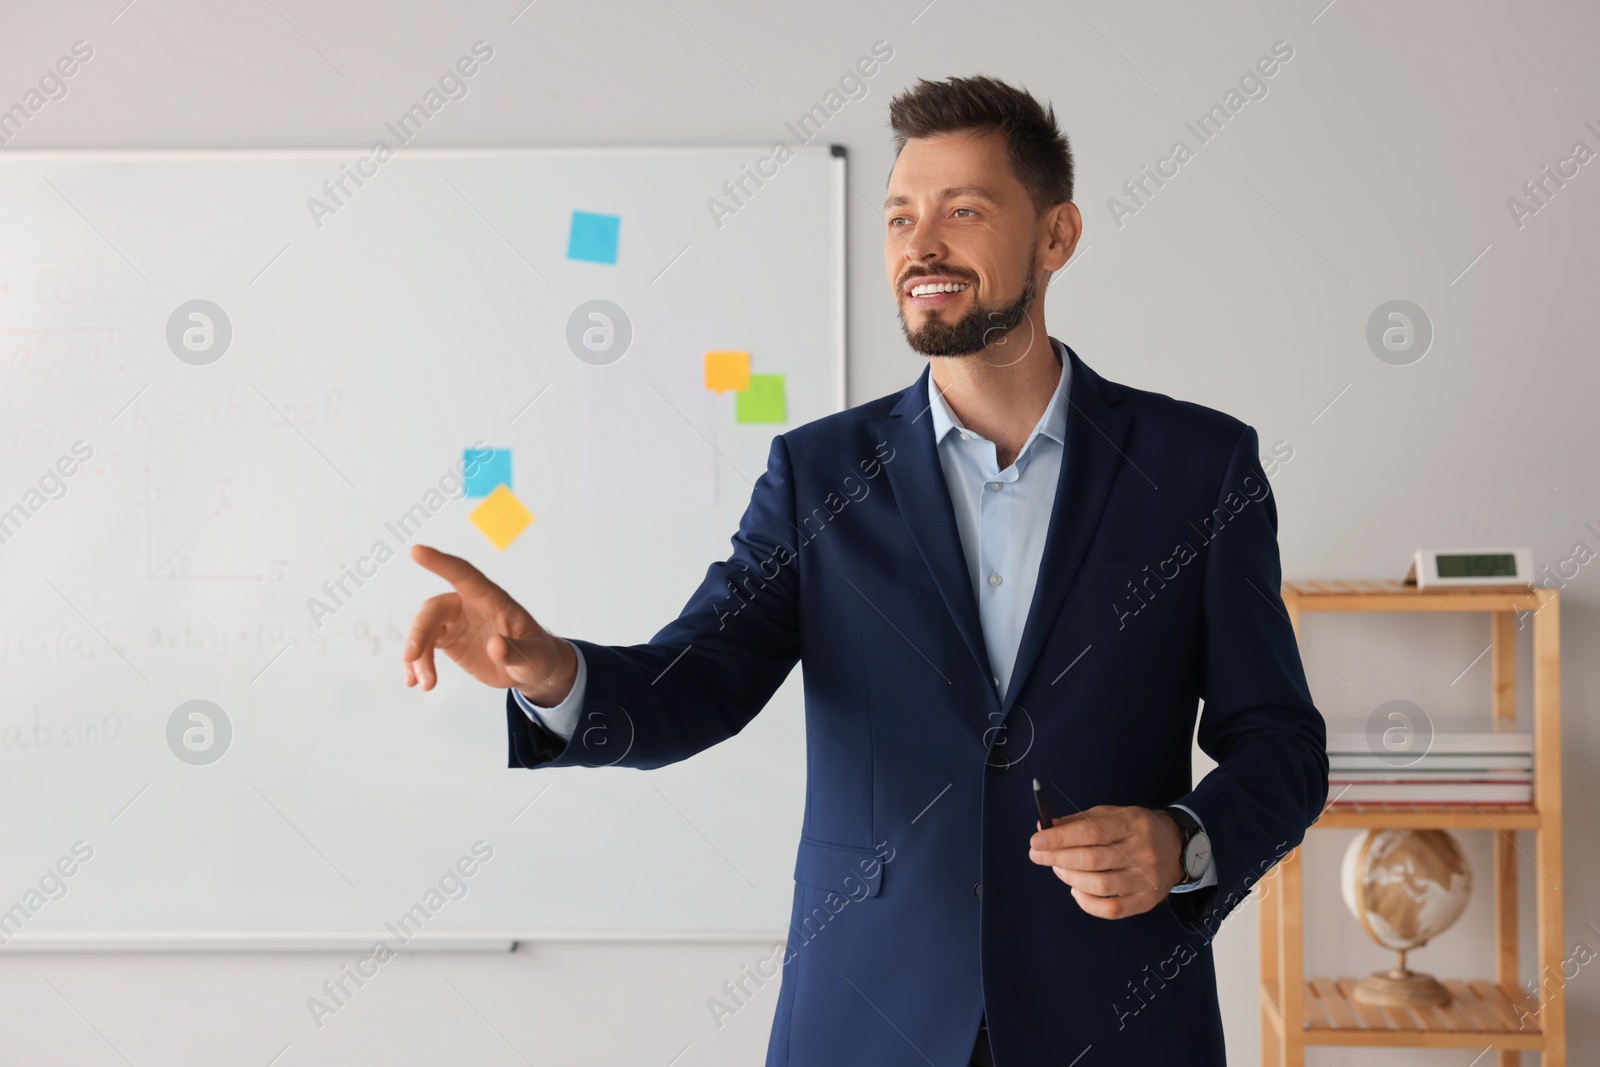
[{"left": 1161, "top": 806, "right": 1212, "bottom": 886}]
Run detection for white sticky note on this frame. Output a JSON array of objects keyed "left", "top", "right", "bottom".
[{"left": 578, "top": 316, "right": 717, "bottom": 511}]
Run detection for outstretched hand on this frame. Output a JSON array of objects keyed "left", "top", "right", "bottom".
[{"left": 401, "top": 544, "right": 577, "bottom": 705}]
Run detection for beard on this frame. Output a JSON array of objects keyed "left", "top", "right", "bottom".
[{"left": 898, "top": 253, "right": 1038, "bottom": 358}]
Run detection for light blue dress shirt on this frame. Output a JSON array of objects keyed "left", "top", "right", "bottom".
[{"left": 514, "top": 338, "right": 1215, "bottom": 892}]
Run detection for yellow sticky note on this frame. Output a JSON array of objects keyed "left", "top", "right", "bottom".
[
  {"left": 469, "top": 484, "right": 534, "bottom": 551},
  {"left": 704, "top": 351, "right": 751, "bottom": 393}
]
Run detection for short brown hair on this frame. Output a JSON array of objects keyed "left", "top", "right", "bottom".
[{"left": 887, "top": 75, "right": 1074, "bottom": 211}]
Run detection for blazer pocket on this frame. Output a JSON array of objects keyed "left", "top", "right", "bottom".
[
  {"left": 792, "top": 837, "right": 885, "bottom": 897},
  {"left": 1075, "top": 562, "right": 1134, "bottom": 591}
]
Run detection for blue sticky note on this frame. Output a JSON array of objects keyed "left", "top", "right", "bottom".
[
  {"left": 567, "top": 211, "right": 620, "bottom": 264},
  {"left": 463, "top": 448, "right": 511, "bottom": 498}
]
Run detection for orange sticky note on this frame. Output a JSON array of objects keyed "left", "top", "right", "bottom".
[{"left": 704, "top": 351, "right": 751, "bottom": 393}]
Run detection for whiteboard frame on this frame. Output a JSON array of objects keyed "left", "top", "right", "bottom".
[
  {"left": 0, "top": 144, "right": 847, "bottom": 948},
  {"left": 0, "top": 929, "right": 787, "bottom": 952}
]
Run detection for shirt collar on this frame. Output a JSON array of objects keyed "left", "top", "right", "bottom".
[{"left": 926, "top": 336, "right": 1072, "bottom": 451}]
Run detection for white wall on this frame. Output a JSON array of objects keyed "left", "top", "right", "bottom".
[{"left": 3, "top": 0, "right": 1597, "bottom": 1063}]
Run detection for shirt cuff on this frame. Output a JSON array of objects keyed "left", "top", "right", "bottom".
[
  {"left": 509, "top": 640, "right": 586, "bottom": 742},
  {"left": 1167, "top": 802, "right": 1218, "bottom": 893}
]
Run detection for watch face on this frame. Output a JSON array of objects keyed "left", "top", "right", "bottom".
[{"left": 1184, "top": 833, "right": 1212, "bottom": 880}]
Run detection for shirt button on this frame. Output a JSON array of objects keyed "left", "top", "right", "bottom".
[
  {"left": 988, "top": 482, "right": 1001, "bottom": 491},
  {"left": 992, "top": 676, "right": 1000, "bottom": 688},
  {"left": 960, "top": 433, "right": 972, "bottom": 441},
  {"left": 988, "top": 573, "right": 1003, "bottom": 587}
]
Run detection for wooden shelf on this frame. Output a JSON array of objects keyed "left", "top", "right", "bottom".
[
  {"left": 1260, "top": 977, "right": 1542, "bottom": 1050},
  {"left": 1260, "top": 580, "right": 1564, "bottom": 1065},
  {"left": 1281, "top": 578, "right": 1544, "bottom": 614},
  {"left": 1314, "top": 804, "right": 1540, "bottom": 830}
]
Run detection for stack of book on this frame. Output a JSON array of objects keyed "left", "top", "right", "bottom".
[{"left": 1326, "top": 722, "right": 1533, "bottom": 805}]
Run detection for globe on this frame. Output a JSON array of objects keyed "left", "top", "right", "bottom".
[{"left": 1339, "top": 829, "right": 1473, "bottom": 1006}]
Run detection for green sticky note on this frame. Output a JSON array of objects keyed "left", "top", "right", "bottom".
[{"left": 736, "top": 374, "right": 786, "bottom": 423}]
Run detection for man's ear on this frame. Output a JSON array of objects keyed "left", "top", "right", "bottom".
[{"left": 1041, "top": 201, "right": 1082, "bottom": 272}]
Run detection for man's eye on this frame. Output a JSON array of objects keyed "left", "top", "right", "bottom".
[
  {"left": 953, "top": 208, "right": 976, "bottom": 218},
  {"left": 888, "top": 217, "right": 909, "bottom": 228}
]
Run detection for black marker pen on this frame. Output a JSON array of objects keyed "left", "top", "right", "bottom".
[{"left": 1033, "top": 777, "right": 1053, "bottom": 830}]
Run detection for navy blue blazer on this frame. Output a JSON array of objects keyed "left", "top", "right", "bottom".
[{"left": 508, "top": 342, "right": 1327, "bottom": 1065}]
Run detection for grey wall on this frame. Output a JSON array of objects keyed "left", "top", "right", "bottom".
[{"left": 3, "top": 0, "right": 1597, "bottom": 1063}]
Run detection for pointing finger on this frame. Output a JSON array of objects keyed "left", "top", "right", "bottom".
[{"left": 410, "top": 544, "right": 539, "bottom": 640}]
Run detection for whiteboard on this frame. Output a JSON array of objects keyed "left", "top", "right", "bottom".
[{"left": 0, "top": 146, "right": 844, "bottom": 939}]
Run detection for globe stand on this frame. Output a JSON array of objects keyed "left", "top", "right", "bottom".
[{"left": 1351, "top": 949, "right": 1452, "bottom": 1008}]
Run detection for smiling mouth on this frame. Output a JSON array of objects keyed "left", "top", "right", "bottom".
[{"left": 905, "top": 280, "right": 971, "bottom": 308}]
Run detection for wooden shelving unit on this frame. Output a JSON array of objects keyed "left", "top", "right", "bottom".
[{"left": 1258, "top": 579, "right": 1564, "bottom": 1065}]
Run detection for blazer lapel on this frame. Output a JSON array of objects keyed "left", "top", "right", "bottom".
[
  {"left": 876, "top": 346, "right": 1133, "bottom": 722},
  {"left": 1000, "top": 343, "right": 1132, "bottom": 719},
  {"left": 881, "top": 365, "right": 996, "bottom": 691}
]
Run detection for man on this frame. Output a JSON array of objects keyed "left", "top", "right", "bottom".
[{"left": 403, "top": 75, "right": 1326, "bottom": 1066}]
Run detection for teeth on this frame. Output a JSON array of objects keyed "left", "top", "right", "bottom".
[{"left": 910, "top": 282, "right": 969, "bottom": 297}]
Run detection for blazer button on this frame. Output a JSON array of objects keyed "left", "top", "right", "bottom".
[
  {"left": 974, "top": 881, "right": 982, "bottom": 899},
  {"left": 987, "top": 758, "right": 1009, "bottom": 776}
]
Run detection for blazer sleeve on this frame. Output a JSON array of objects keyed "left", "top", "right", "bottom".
[
  {"left": 507, "top": 434, "right": 803, "bottom": 772},
  {"left": 1164, "top": 424, "right": 1328, "bottom": 937}
]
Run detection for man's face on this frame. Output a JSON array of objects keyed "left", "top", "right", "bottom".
[{"left": 884, "top": 129, "right": 1043, "bottom": 358}]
